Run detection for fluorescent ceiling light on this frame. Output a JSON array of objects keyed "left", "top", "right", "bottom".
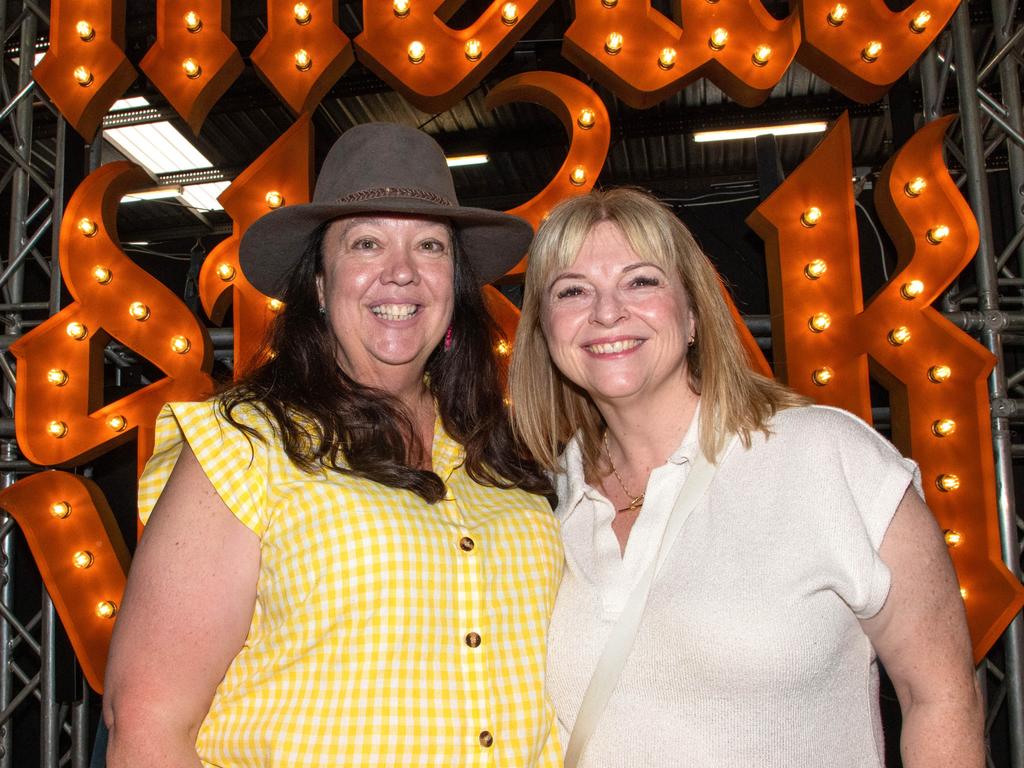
[
  {"left": 181, "top": 182, "right": 231, "bottom": 213},
  {"left": 692, "top": 122, "right": 828, "bottom": 143},
  {"left": 121, "top": 187, "right": 183, "bottom": 203},
  {"left": 102, "top": 97, "right": 225, "bottom": 210},
  {"left": 446, "top": 154, "right": 489, "bottom": 167},
  {"left": 110, "top": 97, "right": 151, "bottom": 111}
]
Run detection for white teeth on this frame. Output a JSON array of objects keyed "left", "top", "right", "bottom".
[
  {"left": 587, "top": 339, "right": 642, "bottom": 354},
  {"left": 372, "top": 304, "right": 418, "bottom": 320}
]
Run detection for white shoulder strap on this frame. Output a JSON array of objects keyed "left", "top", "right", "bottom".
[{"left": 563, "top": 435, "right": 736, "bottom": 768}]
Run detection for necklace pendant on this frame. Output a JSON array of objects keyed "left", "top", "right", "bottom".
[{"left": 616, "top": 494, "right": 645, "bottom": 514}]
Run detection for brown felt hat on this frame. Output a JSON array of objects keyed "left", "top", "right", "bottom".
[{"left": 239, "top": 122, "right": 533, "bottom": 298}]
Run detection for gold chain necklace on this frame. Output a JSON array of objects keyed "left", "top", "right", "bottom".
[{"left": 603, "top": 431, "right": 645, "bottom": 513}]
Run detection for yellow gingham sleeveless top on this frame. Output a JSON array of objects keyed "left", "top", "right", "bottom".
[{"left": 138, "top": 400, "right": 564, "bottom": 768}]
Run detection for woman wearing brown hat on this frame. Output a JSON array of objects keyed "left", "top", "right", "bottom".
[{"left": 102, "top": 123, "right": 562, "bottom": 767}]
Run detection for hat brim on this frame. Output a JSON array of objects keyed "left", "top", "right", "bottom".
[{"left": 239, "top": 200, "right": 533, "bottom": 299}]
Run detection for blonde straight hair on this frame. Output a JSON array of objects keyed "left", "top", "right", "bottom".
[{"left": 509, "top": 187, "right": 806, "bottom": 479}]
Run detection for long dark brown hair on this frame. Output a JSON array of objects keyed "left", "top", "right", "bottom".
[{"left": 220, "top": 222, "right": 550, "bottom": 503}]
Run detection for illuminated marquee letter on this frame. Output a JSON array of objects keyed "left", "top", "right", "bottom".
[
  {"left": 251, "top": 0, "right": 355, "bottom": 115},
  {"left": 748, "top": 114, "right": 1024, "bottom": 659},
  {"left": 354, "top": 0, "right": 554, "bottom": 112},
  {"left": 10, "top": 162, "right": 214, "bottom": 468},
  {"left": 563, "top": 0, "right": 958, "bottom": 108},
  {"left": 199, "top": 115, "right": 315, "bottom": 376},
  {"left": 32, "top": 0, "right": 137, "bottom": 140},
  {"left": 140, "top": 0, "right": 243, "bottom": 133},
  {"left": 0, "top": 471, "right": 129, "bottom": 693},
  {"left": 485, "top": 72, "right": 612, "bottom": 274}
]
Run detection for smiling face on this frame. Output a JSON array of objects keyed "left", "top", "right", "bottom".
[
  {"left": 540, "top": 219, "right": 695, "bottom": 408},
  {"left": 317, "top": 215, "right": 454, "bottom": 390}
]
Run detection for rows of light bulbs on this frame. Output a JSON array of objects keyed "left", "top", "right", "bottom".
[
  {"left": 798, "top": 168, "right": 965, "bottom": 565},
  {"left": 44, "top": 217, "right": 196, "bottom": 442},
  {"left": 48, "top": 499, "right": 118, "bottom": 619},
  {"left": 392, "top": 0, "right": 520, "bottom": 63},
  {"left": 71, "top": 4, "right": 321, "bottom": 89},
  {"left": 581, "top": 2, "right": 934, "bottom": 72}
]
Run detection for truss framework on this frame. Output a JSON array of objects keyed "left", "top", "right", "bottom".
[{"left": 2, "top": 0, "right": 1024, "bottom": 765}]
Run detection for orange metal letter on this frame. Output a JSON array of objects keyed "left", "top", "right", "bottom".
[
  {"left": 199, "top": 115, "right": 315, "bottom": 376},
  {"left": 32, "top": 0, "right": 136, "bottom": 140},
  {"left": 748, "top": 114, "right": 1024, "bottom": 659},
  {"left": 251, "top": 0, "right": 354, "bottom": 115},
  {"left": 0, "top": 471, "right": 129, "bottom": 693},
  {"left": 10, "top": 162, "right": 214, "bottom": 468},
  {"left": 354, "top": 0, "right": 554, "bottom": 112},
  {"left": 140, "top": 0, "right": 243, "bottom": 133}
]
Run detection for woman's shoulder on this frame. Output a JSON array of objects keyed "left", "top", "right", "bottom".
[{"left": 764, "top": 404, "right": 901, "bottom": 453}]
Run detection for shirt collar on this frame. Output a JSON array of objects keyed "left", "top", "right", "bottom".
[
  {"left": 431, "top": 413, "right": 465, "bottom": 482},
  {"left": 556, "top": 400, "right": 702, "bottom": 521}
]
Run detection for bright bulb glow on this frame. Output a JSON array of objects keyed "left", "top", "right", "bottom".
[
  {"left": 183, "top": 58, "right": 202, "bottom": 78},
  {"left": 128, "top": 302, "right": 151, "bottom": 321},
  {"left": 932, "top": 418, "right": 956, "bottom": 437},
  {"left": 47, "top": 421, "right": 68, "bottom": 438},
  {"left": 570, "top": 166, "right": 587, "bottom": 186},
  {"left": 888, "top": 326, "right": 911, "bottom": 345},
  {"left": 50, "top": 501, "right": 72, "bottom": 519},
  {"left": 78, "top": 217, "right": 98, "bottom": 237},
  {"left": 184, "top": 11, "right": 202, "bottom": 31},
  {"left": 73, "top": 551, "right": 94, "bottom": 569},
  {"left": 658, "top": 48, "right": 677, "bottom": 69},
  {"left": 927, "top": 224, "right": 950, "bottom": 244},
  {"left": 408, "top": 41, "right": 426, "bottom": 63},
  {"left": 693, "top": 122, "right": 828, "bottom": 143},
  {"left": 960, "top": 587, "right": 968, "bottom": 600},
  {"left": 827, "top": 3, "right": 848, "bottom": 23},
  {"left": 47, "top": 369, "right": 69, "bottom": 387},
  {"left": 752, "top": 45, "right": 772, "bottom": 66},
  {"left": 495, "top": 339, "right": 511, "bottom": 356},
  {"left": 294, "top": 2, "right": 312, "bottom": 23},
  {"left": 944, "top": 529, "right": 963, "bottom": 546},
  {"left": 900, "top": 279, "right": 924, "bottom": 299},
  {"left": 812, "top": 367, "right": 834, "bottom": 386},
  {"left": 928, "top": 365, "right": 952, "bottom": 383},
  {"left": 216, "top": 263, "right": 235, "bottom": 281},
  {"left": 265, "top": 190, "right": 284, "bottom": 209},
  {"left": 801, "top": 207, "right": 822, "bottom": 227},
  {"left": 577, "top": 108, "right": 596, "bottom": 129},
  {"left": 66, "top": 322, "right": 88, "bottom": 340},
  {"left": 268, "top": 299, "right": 285, "bottom": 312},
  {"left": 92, "top": 265, "right": 112, "bottom": 283},
  {"left": 804, "top": 259, "right": 827, "bottom": 279},
  {"left": 107, "top": 415, "right": 127, "bottom": 432},
  {"left": 604, "top": 32, "right": 623, "bottom": 54},
  {"left": 295, "top": 49, "right": 312, "bottom": 71},
  {"left": 171, "top": 335, "right": 191, "bottom": 354},
  {"left": 96, "top": 601, "right": 117, "bottom": 619},
  {"left": 937, "top": 474, "right": 961, "bottom": 492},
  {"left": 501, "top": 2, "right": 519, "bottom": 23},
  {"left": 393, "top": 0, "right": 411, "bottom": 15},
  {"left": 601, "top": 0, "right": 617, "bottom": 8},
  {"left": 76, "top": 21, "right": 95, "bottom": 42},
  {"left": 74, "top": 66, "right": 94, "bottom": 86},
  {"left": 465, "top": 39, "right": 482, "bottom": 60},
  {"left": 808, "top": 313, "right": 831, "bottom": 332},
  {"left": 904, "top": 177, "right": 927, "bottom": 197},
  {"left": 861, "top": 41, "right": 882, "bottom": 62},
  {"left": 709, "top": 28, "right": 728, "bottom": 50},
  {"left": 910, "top": 9, "right": 931, "bottom": 32}
]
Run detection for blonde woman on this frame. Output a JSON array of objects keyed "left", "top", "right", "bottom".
[{"left": 509, "top": 187, "right": 982, "bottom": 767}]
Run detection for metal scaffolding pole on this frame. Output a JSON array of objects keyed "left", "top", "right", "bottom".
[{"left": 951, "top": 4, "right": 1024, "bottom": 766}]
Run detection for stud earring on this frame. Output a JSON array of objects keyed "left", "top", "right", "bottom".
[
  {"left": 318, "top": 306, "right": 327, "bottom": 317},
  {"left": 444, "top": 325, "right": 454, "bottom": 351}
]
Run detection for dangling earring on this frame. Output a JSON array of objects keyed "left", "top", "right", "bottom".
[{"left": 444, "top": 325, "right": 454, "bottom": 351}]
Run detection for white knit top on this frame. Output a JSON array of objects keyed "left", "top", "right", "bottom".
[{"left": 547, "top": 405, "right": 920, "bottom": 767}]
